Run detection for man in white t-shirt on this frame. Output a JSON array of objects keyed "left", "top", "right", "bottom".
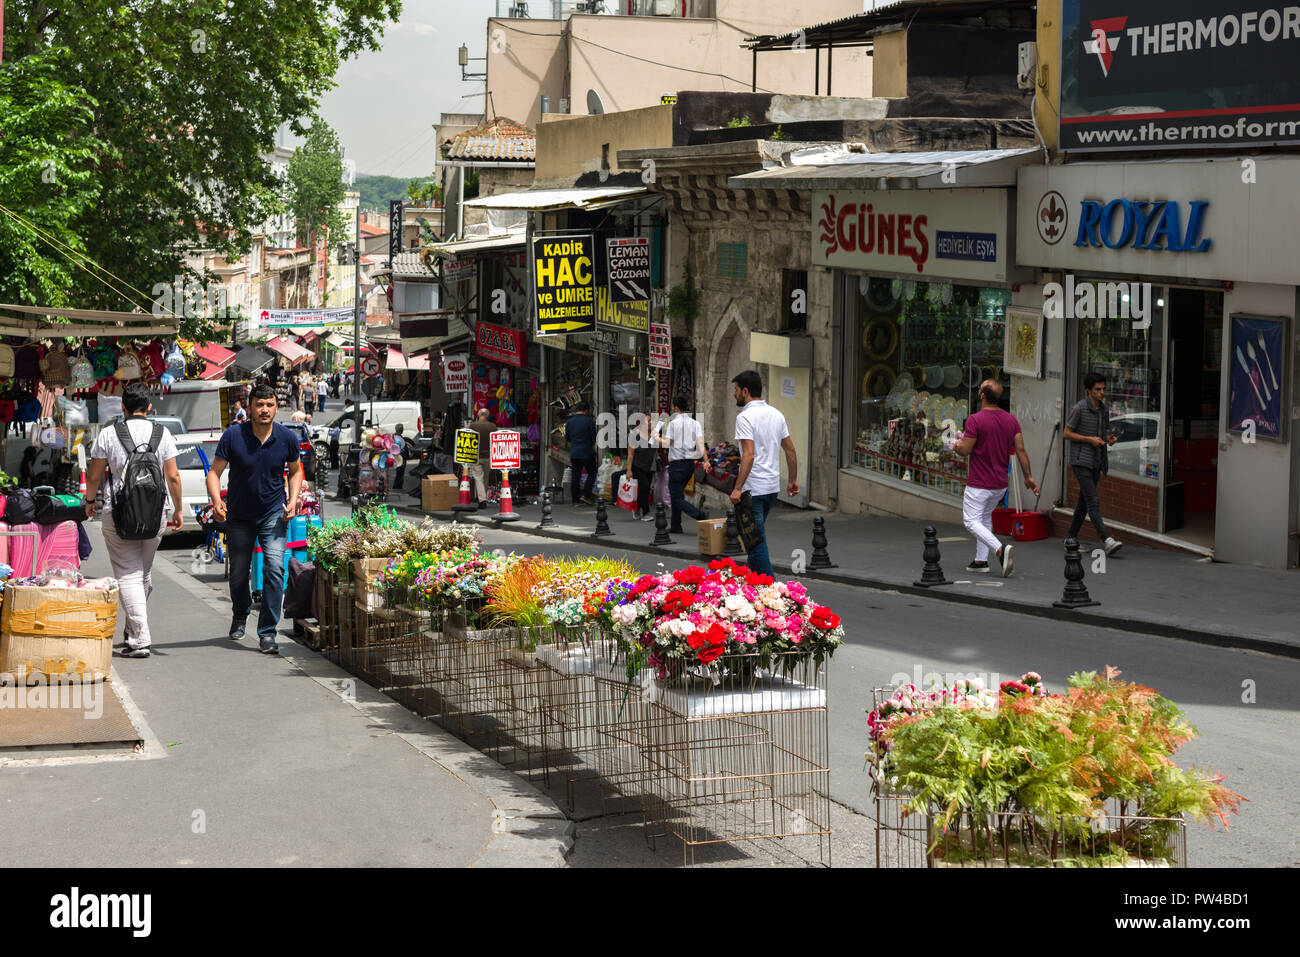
[
  {"left": 729, "top": 371, "right": 798, "bottom": 577},
  {"left": 658, "top": 394, "right": 709, "bottom": 534},
  {"left": 83, "top": 383, "right": 184, "bottom": 658}
]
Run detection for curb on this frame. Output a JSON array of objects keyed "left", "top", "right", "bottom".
[{"left": 402, "top": 503, "right": 1300, "bottom": 662}]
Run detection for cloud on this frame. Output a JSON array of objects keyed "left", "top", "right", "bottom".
[{"left": 390, "top": 21, "right": 439, "bottom": 36}]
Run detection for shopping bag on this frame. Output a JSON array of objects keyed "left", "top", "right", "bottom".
[
  {"left": 615, "top": 474, "right": 639, "bottom": 512},
  {"left": 654, "top": 468, "right": 671, "bottom": 506},
  {"left": 684, "top": 472, "right": 696, "bottom": 497},
  {"left": 735, "top": 491, "right": 764, "bottom": 552}
]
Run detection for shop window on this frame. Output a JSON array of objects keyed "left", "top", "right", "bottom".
[
  {"left": 781, "top": 269, "right": 808, "bottom": 332},
  {"left": 716, "top": 242, "right": 747, "bottom": 281},
  {"left": 847, "top": 276, "right": 1012, "bottom": 501},
  {"left": 1075, "top": 280, "right": 1164, "bottom": 480}
]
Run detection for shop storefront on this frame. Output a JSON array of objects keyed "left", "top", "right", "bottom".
[
  {"left": 1017, "top": 158, "right": 1300, "bottom": 568},
  {"left": 822, "top": 184, "right": 1027, "bottom": 520},
  {"left": 474, "top": 319, "right": 542, "bottom": 497}
]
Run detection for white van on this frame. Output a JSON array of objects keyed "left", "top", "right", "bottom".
[
  {"left": 147, "top": 378, "right": 251, "bottom": 437},
  {"left": 325, "top": 401, "right": 423, "bottom": 448}
]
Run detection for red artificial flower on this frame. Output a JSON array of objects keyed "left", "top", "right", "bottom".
[
  {"left": 697, "top": 643, "right": 725, "bottom": 665},
  {"left": 687, "top": 631, "right": 707, "bottom": 650},
  {"left": 704, "top": 622, "right": 729, "bottom": 646},
  {"left": 708, "top": 557, "right": 737, "bottom": 572},
  {"left": 1000, "top": 680, "right": 1031, "bottom": 697},
  {"left": 743, "top": 571, "right": 776, "bottom": 587},
  {"left": 809, "top": 606, "right": 841, "bottom": 630},
  {"left": 673, "top": 566, "right": 706, "bottom": 585},
  {"left": 660, "top": 589, "right": 696, "bottom": 615}
]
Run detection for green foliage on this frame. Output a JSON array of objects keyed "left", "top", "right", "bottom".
[
  {"left": 0, "top": 0, "right": 400, "bottom": 328},
  {"left": 286, "top": 118, "right": 348, "bottom": 250},
  {"left": 405, "top": 178, "right": 440, "bottom": 205},
  {"left": 354, "top": 174, "right": 413, "bottom": 212},
  {"left": 666, "top": 261, "right": 700, "bottom": 323},
  {"left": 726, "top": 116, "right": 752, "bottom": 128},
  {"left": 771, "top": 125, "right": 788, "bottom": 141},
  {"left": 463, "top": 170, "right": 480, "bottom": 200}
]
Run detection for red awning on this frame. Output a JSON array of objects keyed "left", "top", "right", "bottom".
[
  {"left": 266, "top": 336, "right": 313, "bottom": 366},
  {"left": 196, "top": 342, "right": 237, "bottom": 380},
  {"left": 385, "top": 347, "right": 409, "bottom": 370}
]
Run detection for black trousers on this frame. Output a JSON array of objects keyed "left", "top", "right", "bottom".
[
  {"left": 632, "top": 466, "right": 653, "bottom": 515},
  {"left": 667, "top": 459, "right": 703, "bottom": 530},
  {"left": 1067, "top": 464, "right": 1111, "bottom": 541},
  {"left": 570, "top": 455, "right": 597, "bottom": 502}
]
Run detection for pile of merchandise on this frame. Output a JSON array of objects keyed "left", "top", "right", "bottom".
[{"left": 699, "top": 441, "right": 741, "bottom": 493}]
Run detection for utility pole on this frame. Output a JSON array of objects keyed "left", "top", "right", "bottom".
[{"left": 352, "top": 198, "right": 362, "bottom": 409}]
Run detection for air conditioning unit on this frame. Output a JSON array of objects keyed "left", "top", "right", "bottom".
[{"left": 1017, "top": 41, "right": 1037, "bottom": 91}]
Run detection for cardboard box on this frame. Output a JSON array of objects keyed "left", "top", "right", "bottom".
[
  {"left": 422, "top": 473, "right": 460, "bottom": 512},
  {"left": 1, "top": 583, "right": 118, "bottom": 682},
  {"left": 697, "top": 518, "right": 727, "bottom": 556}
]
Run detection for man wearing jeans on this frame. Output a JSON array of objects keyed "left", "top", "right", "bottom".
[
  {"left": 1064, "top": 373, "right": 1123, "bottom": 555},
  {"left": 729, "top": 371, "right": 798, "bottom": 578},
  {"left": 955, "top": 380, "right": 1039, "bottom": 577},
  {"left": 84, "top": 383, "right": 184, "bottom": 658},
  {"left": 206, "top": 383, "right": 302, "bottom": 654},
  {"left": 660, "top": 395, "right": 709, "bottom": 533}
]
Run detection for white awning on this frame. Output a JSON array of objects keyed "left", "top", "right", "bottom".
[
  {"left": 727, "top": 148, "right": 1042, "bottom": 191},
  {"left": 426, "top": 230, "right": 526, "bottom": 258},
  {"left": 462, "top": 186, "right": 649, "bottom": 211}
]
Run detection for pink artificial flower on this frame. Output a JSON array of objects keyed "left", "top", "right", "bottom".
[{"left": 741, "top": 585, "right": 758, "bottom": 601}]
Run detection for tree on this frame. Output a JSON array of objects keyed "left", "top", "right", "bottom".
[
  {"left": 287, "top": 118, "right": 347, "bottom": 249},
  {"left": 1, "top": 0, "right": 401, "bottom": 335},
  {"left": 0, "top": 48, "right": 105, "bottom": 307}
]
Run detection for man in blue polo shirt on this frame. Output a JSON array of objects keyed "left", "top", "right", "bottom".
[{"left": 206, "top": 383, "right": 303, "bottom": 654}]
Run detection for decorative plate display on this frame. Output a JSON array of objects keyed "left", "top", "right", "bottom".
[
  {"left": 862, "top": 363, "right": 895, "bottom": 399},
  {"left": 864, "top": 315, "right": 899, "bottom": 361},
  {"left": 925, "top": 365, "right": 944, "bottom": 389},
  {"left": 943, "top": 365, "right": 962, "bottom": 389},
  {"left": 894, "top": 372, "right": 914, "bottom": 393}
]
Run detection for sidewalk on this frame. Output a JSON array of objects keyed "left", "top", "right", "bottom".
[
  {"left": 404, "top": 495, "right": 1300, "bottom": 659},
  {"left": 0, "top": 520, "right": 571, "bottom": 867}
]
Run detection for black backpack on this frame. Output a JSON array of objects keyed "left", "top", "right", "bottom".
[{"left": 111, "top": 421, "right": 166, "bottom": 540}]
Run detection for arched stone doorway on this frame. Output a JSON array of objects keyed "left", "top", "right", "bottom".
[{"left": 705, "top": 300, "right": 751, "bottom": 444}]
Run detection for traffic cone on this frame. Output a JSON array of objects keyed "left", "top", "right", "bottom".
[
  {"left": 79, "top": 470, "right": 88, "bottom": 497},
  {"left": 496, "top": 470, "right": 520, "bottom": 522},
  {"left": 451, "top": 465, "right": 475, "bottom": 513}
]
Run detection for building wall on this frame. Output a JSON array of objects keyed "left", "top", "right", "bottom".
[
  {"left": 873, "top": 30, "right": 907, "bottom": 98},
  {"left": 463, "top": 167, "right": 536, "bottom": 230},
  {"left": 534, "top": 105, "right": 674, "bottom": 186},
  {"left": 485, "top": 17, "right": 567, "bottom": 130}
]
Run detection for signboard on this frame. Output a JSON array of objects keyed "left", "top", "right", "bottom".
[
  {"left": 1016, "top": 160, "right": 1300, "bottom": 285},
  {"left": 656, "top": 369, "right": 672, "bottom": 415},
  {"left": 648, "top": 321, "right": 672, "bottom": 370},
  {"left": 260, "top": 307, "right": 354, "bottom": 328},
  {"left": 533, "top": 234, "right": 596, "bottom": 335},
  {"left": 812, "top": 189, "right": 1012, "bottom": 282},
  {"left": 443, "top": 258, "right": 475, "bottom": 283},
  {"left": 360, "top": 356, "right": 381, "bottom": 378},
  {"left": 454, "top": 428, "right": 480, "bottom": 465},
  {"left": 476, "top": 321, "right": 526, "bottom": 368},
  {"left": 442, "top": 353, "right": 470, "bottom": 393},
  {"left": 588, "top": 327, "right": 620, "bottom": 356},
  {"left": 489, "top": 430, "right": 521, "bottom": 470},
  {"left": 660, "top": 93, "right": 677, "bottom": 105},
  {"left": 1060, "top": 0, "right": 1300, "bottom": 151},
  {"left": 389, "top": 200, "right": 404, "bottom": 261},
  {"left": 595, "top": 285, "right": 649, "bottom": 334},
  {"left": 606, "top": 237, "right": 651, "bottom": 303}
]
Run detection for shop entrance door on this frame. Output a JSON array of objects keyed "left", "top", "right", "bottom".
[{"left": 1164, "top": 289, "right": 1223, "bottom": 548}]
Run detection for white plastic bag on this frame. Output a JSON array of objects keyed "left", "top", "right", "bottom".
[{"left": 615, "top": 474, "right": 639, "bottom": 512}]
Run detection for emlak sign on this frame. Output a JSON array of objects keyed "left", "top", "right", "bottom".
[
  {"left": 1061, "top": 0, "right": 1300, "bottom": 150},
  {"left": 812, "top": 189, "right": 1012, "bottom": 282}
]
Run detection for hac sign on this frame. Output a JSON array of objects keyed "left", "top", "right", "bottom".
[{"left": 1075, "top": 199, "right": 1212, "bottom": 252}]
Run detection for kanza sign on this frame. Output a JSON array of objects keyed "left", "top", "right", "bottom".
[
  {"left": 1060, "top": 0, "right": 1300, "bottom": 150},
  {"left": 1075, "top": 199, "right": 1212, "bottom": 252},
  {"left": 812, "top": 189, "right": 1012, "bottom": 282}
]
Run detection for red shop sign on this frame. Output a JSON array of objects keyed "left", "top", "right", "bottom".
[{"left": 476, "top": 321, "right": 525, "bottom": 368}]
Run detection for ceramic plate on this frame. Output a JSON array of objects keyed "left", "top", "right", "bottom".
[
  {"left": 894, "top": 372, "right": 914, "bottom": 393},
  {"left": 925, "top": 365, "right": 944, "bottom": 389},
  {"left": 943, "top": 365, "right": 962, "bottom": 389}
]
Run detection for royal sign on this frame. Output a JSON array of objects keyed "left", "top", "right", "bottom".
[
  {"left": 476, "top": 321, "right": 525, "bottom": 368},
  {"left": 1074, "top": 199, "right": 1212, "bottom": 252},
  {"left": 812, "top": 189, "right": 1012, "bottom": 282},
  {"left": 489, "top": 430, "right": 521, "bottom": 470}
]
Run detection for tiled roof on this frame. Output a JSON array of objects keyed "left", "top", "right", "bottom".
[
  {"left": 442, "top": 117, "right": 536, "bottom": 163},
  {"left": 389, "top": 251, "right": 437, "bottom": 279}
]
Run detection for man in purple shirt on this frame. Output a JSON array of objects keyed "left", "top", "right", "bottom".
[{"left": 954, "top": 380, "right": 1039, "bottom": 577}]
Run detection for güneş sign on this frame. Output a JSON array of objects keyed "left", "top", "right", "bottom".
[{"left": 1075, "top": 199, "right": 1211, "bottom": 252}]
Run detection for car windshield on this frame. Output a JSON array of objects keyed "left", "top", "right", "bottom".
[{"left": 173, "top": 441, "right": 219, "bottom": 471}]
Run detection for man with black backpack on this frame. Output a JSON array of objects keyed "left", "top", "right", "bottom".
[
  {"left": 206, "top": 383, "right": 302, "bottom": 654},
  {"left": 84, "top": 382, "right": 184, "bottom": 658}
]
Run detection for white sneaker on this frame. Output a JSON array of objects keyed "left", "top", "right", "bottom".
[
  {"left": 1104, "top": 537, "right": 1123, "bottom": 555},
  {"left": 998, "top": 544, "right": 1015, "bottom": 577},
  {"left": 640, "top": 513, "right": 655, "bottom": 522}
]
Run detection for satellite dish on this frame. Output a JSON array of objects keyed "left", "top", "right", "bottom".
[{"left": 586, "top": 89, "right": 605, "bottom": 115}]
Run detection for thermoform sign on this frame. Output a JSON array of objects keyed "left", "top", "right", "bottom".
[
  {"left": 454, "top": 428, "right": 480, "bottom": 466},
  {"left": 606, "top": 237, "right": 651, "bottom": 304},
  {"left": 489, "top": 430, "right": 521, "bottom": 470},
  {"left": 533, "top": 234, "right": 596, "bottom": 335}
]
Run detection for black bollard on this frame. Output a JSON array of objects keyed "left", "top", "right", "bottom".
[
  {"left": 913, "top": 525, "right": 952, "bottom": 587},
  {"left": 651, "top": 502, "right": 674, "bottom": 545},
  {"left": 1052, "top": 538, "right": 1100, "bottom": 608},
  {"left": 724, "top": 507, "right": 743, "bottom": 556},
  {"left": 593, "top": 496, "right": 614, "bottom": 537},
  {"left": 809, "top": 515, "right": 836, "bottom": 569},
  {"left": 538, "top": 490, "right": 556, "bottom": 529}
]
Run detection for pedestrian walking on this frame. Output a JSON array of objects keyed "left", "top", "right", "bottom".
[
  {"left": 232, "top": 399, "right": 247, "bottom": 423},
  {"left": 954, "top": 380, "right": 1039, "bottom": 577},
  {"left": 469, "top": 407, "right": 495, "bottom": 507},
  {"left": 83, "top": 383, "right": 184, "bottom": 658},
  {"left": 729, "top": 371, "right": 798, "bottom": 577},
  {"left": 564, "top": 401, "right": 598, "bottom": 505},
  {"left": 627, "top": 414, "right": 657, "bottom": 521},
  {"left": 328, "top": 422, "right": 341, "bottom": 470},
  {"left": 316, "top": 375, "right": 328, "bottom": 413},
  {"left": 303, "top": 375, "right": 316, "bottom": 415},
  {"left": 205, "top": 383, "right": 303, "bottom": 654},
  {"left": 1064, "top": 372, "right": 1123, "bottom": 554},
  {"left": 660, "top": 395, "right": 708, "bottom": 533},
  {"left": 391, "top": 423, "right": 407, "bottom": 491}
]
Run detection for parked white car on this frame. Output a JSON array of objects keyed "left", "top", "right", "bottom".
[
  {"left": 1107, "top": 412, "right": 1162, "bottom": 475},
  {"left": 170, "top": 433, "right": 224, "bottom": 535}
]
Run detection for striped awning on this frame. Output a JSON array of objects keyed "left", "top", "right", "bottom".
[{"left": 266, "top": 336, "right": 313, "bottom": 366}]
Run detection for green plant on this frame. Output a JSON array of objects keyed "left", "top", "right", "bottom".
[
  {"left": 771, "top": 125, "right": 788, "bottom": 141},
  {"left": 666, "top": 260, "right": 700, "bottom": 324},
  {"left": 726, "top": 116, "right": 752, "bottom": 128}
]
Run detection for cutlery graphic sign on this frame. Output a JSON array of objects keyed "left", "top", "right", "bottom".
[{"left": 1229, "top": 315, "right": 1287, "bottom": 441}]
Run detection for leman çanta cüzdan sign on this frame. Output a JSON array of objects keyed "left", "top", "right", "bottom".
[
  {"left": 533, "top": 234, "right": 596, "bottom": 335},
  {"left": 1060, "top": 0, "right": 1300, "bottom": 151}
]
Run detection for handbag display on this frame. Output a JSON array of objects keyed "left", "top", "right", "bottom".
[
  {"left": 4, "top": 488, "right": 38, "bottom": 525},
  {"left": 735, "top": 491, "right": 764, "bottom": 552},
  {"left": 34, "top": 486, "right": 88, "bottom": 525}
]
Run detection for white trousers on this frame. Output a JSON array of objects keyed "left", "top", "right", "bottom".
[
  {"left": 962, "top": 485, "right": 1006, "bottom": 562},
  {"left": 100, "top": 514, "right": 164, "bottom": 649}
]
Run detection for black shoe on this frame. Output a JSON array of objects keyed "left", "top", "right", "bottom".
[
  {"left": 696, "top": 509, "right": 710, "bottom": 522},
  {"left": 121, "top": 645, "right": 151, "bottom": 658},
  {"left": 965, "top": 560, "right": 990, "bottom": 574},
  {"left": 229, "top": 619, "right": 246, "bottom": 640},
  {"left": 668, "top": 527, "right": 685, "bottom": 534},
  {"left": 260, "top": 639, "right": 280, "bottom": 655}
]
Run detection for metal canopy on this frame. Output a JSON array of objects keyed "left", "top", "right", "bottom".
[
  {"left": 0, "top": 302, "right": 182, "bottom": 338},
  {"left": 462, "top": 186, "right": 649, "bottom": 212},
  {"left": 743, "top": 0, "right": 1036, "bottom": 49},
  {"left": 727, "top": 148, "right": 1042, "bottom": 191}
]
